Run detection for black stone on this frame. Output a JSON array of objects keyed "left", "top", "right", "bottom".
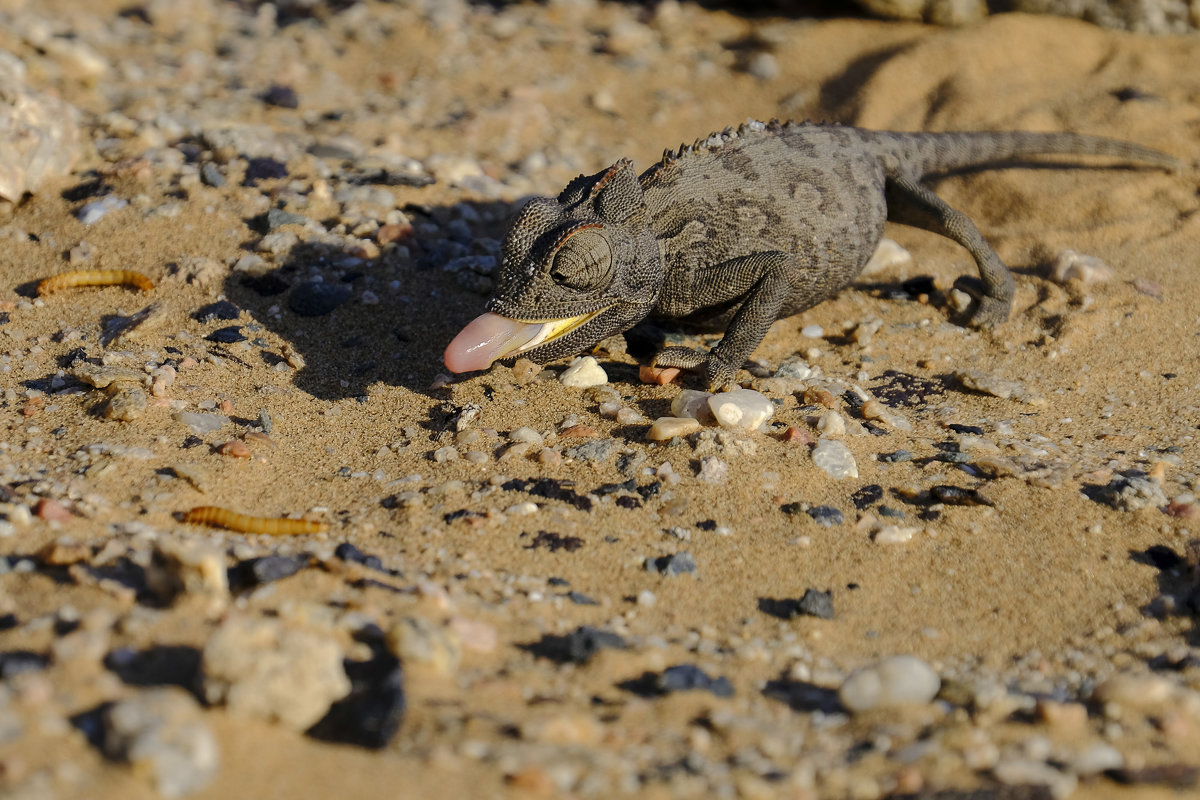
[
  {"left": 103, "top": 645, "right": 201, "bottom": 688},
  {"left": 194, "top": 300, "right": 240, "bottom": 323},
  {"left": 230, "top": 554, "right": 309, "bottom": 587},
  {"left": 205, "top": 326, "right": 246, "bottom": 343},
  {"left": 0, "top": 650, "right": 49, "bottom": 679},
  {"left": 946, "top": 423, "right": 985, "bottom": 435},
  {"left": 308, "top": 638, "right": 404, "bottom": 750},
  {"left": 796, "top": 588, "right": 834, "bottom": 619},
  {"left": 288, "top": 281, "right": 352, "bottom": 317},
  {"left": 879, "top": 449, "right": 913, "bottom": 462},
  {"left": 807, "top": 506, "right": 844, "bottom": 527},
  {"left": 657, "top": 664, "right": 733, "bottom": 697},
  {"left": 647, "top": 551, "right": 696, "bottom": 576},
  {"left": 261, "top": 84, "right": 299, "bottom": 109},
  {"left": 526, "top": 626, "right": 626, "bottom": 665},
  {"left": 242, "top": 157, "right": 289, "bottom": 185},
  {"left": 524, "top": 531, "right": 584, "bottom": 553},
  {"left": 851, "top": 484, "right": 883, "bottom": 510},
  {"left": 566, "top": 591, "right": 599, "bottom": 606},
  {"left": 335, "top": 542, "right": 384, "bottom": 572}
]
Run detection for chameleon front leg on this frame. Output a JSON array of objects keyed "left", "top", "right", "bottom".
[
  {"left": 653, "top": 252, "right": 798, "bottom": 391},
  {"left": 883, "top": 171, "right": 1014, "bottom": 327}
]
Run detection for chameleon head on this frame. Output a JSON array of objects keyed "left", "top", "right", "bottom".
[{"left": 444, "top": 159, "right": 663, "bottom": 374}]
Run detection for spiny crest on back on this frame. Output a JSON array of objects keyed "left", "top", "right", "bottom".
[{"left": 646, "top": 118, "right": 804, "bottom": 182}]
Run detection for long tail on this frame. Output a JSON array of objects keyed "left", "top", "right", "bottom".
[{"left": 864, "top": 129, "right": 1181, "bottom": 177}]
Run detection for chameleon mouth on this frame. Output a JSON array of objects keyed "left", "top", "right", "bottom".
[{"left": 443, "top": 308, "right": 606, "bottom": 373}]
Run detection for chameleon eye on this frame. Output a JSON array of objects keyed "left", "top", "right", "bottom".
[{"left": 550, "top": 230, "right": 613, "bottom": 290}]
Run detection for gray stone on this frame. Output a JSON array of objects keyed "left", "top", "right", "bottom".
[{"left": 103, "top": 688, "right": 219, "bottom": 797}]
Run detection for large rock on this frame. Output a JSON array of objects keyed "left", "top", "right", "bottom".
[{"left": 0, "top": 50, "right": 84, "bottom": 202}]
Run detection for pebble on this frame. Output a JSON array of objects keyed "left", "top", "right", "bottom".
[
  {"left": 1092, "top": 474, "right": 1168, "bottom": 511},
  {"left": 670, "top": 389, "right": 716, "bottom": 423},
  {"left": 77, "top": 195, "right": 128, "bottom": 225},
  {"left": 102, "top": 688, "right": 219, "bottom": 797},
  {"left": 511, "top": 358, "right": 541, "bottom": 384},
  {"left": 873, "top": 525, "right": 920, "bottom": 544},
  {"left": 697, "top": 455, "right": 728, "bottom": 483},
  {"left": 216, "top": 440, "right": 251, "bottom": 458},
  {"left": 288, "top": 281, "right": 353, "bottom": 317},
  {"left": 956, "top": 369, "right": 1046, "bottom": 406},
  {"left": 657, "top": 665, "right": 734, "bottom": 697},
  {"left": 0, "top": 57, "right": 84, "bottom": 201},
  {"left": 1048, "top": 249, "right": 1114, "bottom": 285},
  {"left": 646, "top": 416, "right": 699, "bottom": 441},
  {"left": 647, "top": 551, "right": 697, "bottom": 577},
  {"left": 796, "top": 588, "right": 835, "bottom": 619},
  {"left": 811, "top": 439, "right": 858, "bottom": 479},
  {"left": 146, "top": 538, "right": 228, "bottom": 610},
  {"left": 639, "top": 364, "right": 680, "bottom": 384},
  {"left": 564, "top": 439, "right": 618, "bottom": 464},
  {"left": 174, "top": 411, "right": 228, "bottom": 434},
  {"left": 508, "top": 426, "right": 544, "bottom": 445},
  {"left": 816, "top": 410, "right": 846, "bottom": 437},
  {"left": 862, "top": 237, "right": 912, "bottom": 275},
  {"left": 708, "top": 389, "right": 774, "bottom": 430},
  {"left": 33, "top": 498, "right": 72, "bottom": 523},
  {"left": 838, "top": 655, "right": 940, "bottom": 712},
  {"left": 387, "top": 617, "right": 462, "bottom": 675},
  {"left": 992, "top": 759, "right": 1077, "bottom": 799},
  {"left": 202, "top": 615, "right": 351, "bottom": 730},
  {"left": 558, "top": 356, "right": 608, "bottom": 387},
  {"left": 807, "top": 506, "right": 844, "bottom": 527}
]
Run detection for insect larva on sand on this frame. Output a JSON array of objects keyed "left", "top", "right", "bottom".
[
  {"left": 37, "top": 269, "right": 155, "bottom": 296},
  {"left": 182, "top": 506, "right": 329, "bottom": 535}
]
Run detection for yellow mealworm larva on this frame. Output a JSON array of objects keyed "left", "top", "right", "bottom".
[
  {"left": 37, "top": 269, "right": 155, "bottom": 296},
  {"left": 182, "top": 506, "right": 329, "bottom": 535}
]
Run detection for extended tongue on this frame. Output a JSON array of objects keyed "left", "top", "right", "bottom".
[{"left": 443, "top": 312, "right": 545, "bottom": 373}]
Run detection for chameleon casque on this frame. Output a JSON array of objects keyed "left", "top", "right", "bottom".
[{"left": 444, "top": 120, "right": 1177, "bottom": 389}]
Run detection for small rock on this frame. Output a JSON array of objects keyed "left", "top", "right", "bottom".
[
  {"left": 640, "top": 364, "right": 680, "bottom": 384},
  {"left": 202, "top": 615, "right": 350, "bottom": 730},
  {"left": 559, "top": 356, "right": 608, "bottom": 387},
  {"left": 216, "top": 440, "right": 251, "bottom": 458},
  {"left": 812, "top": 439, "right": 858, "bottom": 479},
  {"left": 992, "top": 759, "right": 1077, "bottom": 799},
  {"left": 670, "top": 389, "right": 716, "bottom": 423},
  {"left": 563, "top": 439, "right": 617, "bottom": 464},
  {"left": 288, "top": 281, "right": 352, "bottom": 317},
  {"left": 509, "top": 426, "right": 544, "bottom": 445},
  {"left": 862, "top": 237, "right": 912, "bottom": 275},
  {"left": 708, "top": 389, "right": 774, "bottom": 430},
  {"left": 796, "top": 588, "right": 835, "bottom": 619},
  {"left": 816, "top": 411, "right": 846, "bottom": 437},
  {"left": 957, "top": 370, "right": 1046, "bottom": 406},
  {"left": 1092, "top": 474, "right": 1168, "bottom": 511},
  {"left": 174, "top": 412, "right": 228, "bottom": 434},
  {"left": 511, "top": 358, "right": 541, "bottom": 384},
  {"left": 200, "top": 163, "right": 225, "bottom": 187},
  {"left": 697, "top": 455, "right": 728, "bottom": 483},
  {"left": 1048, "top": 249, "right": 1114, "bottom": 285},
  {"left": 873, "top": 524, "right": 921, "bottom": 544},
  {"left": 657, "top": 664, "right": 733, "bottom": 697},
  {"left": 386, "top": 616, "right": 461, "bottom": 675},
  {"left": 646, "top": 416, "right": 700, "bottom": 441},
  {"left": 838, "top": 655, "right": 940, "bottom": 713},
  {"left": 78, "top": 196, "right": 128, "bottom": 225},
  {"left": 146, "top": 538, "right": 228, "bottom": 610},
  {"left": 102, "top": 688, "right": 219, "bottom": 798},
  {"left": 647, "top": 551, "right": 697, "bottom": 577},
  {"left": 33, "top": 498, "right": 73, "bottom": 523},
  {"left": 807, "top": 506, "right": 844, "bottom": 527}
]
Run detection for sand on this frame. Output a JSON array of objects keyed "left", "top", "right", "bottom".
[{"left": 0, "top": 1, "right": 1198, "bottom": 798}]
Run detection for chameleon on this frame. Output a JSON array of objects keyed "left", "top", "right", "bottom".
[{"left": 444, "top": 120, "right": 1178, "bottom": 389}]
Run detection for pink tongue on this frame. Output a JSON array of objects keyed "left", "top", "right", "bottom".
[{"left": 444, "top": 312, "right": 544, "bottom": 373}]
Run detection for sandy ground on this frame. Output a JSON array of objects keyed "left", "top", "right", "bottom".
[{"left": 1, "top": 1, "right": 1199, "bottom": 798}]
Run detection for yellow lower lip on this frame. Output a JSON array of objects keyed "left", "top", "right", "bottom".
[{"left": 515, "top": 308, "right": 606, "bottom": 353}]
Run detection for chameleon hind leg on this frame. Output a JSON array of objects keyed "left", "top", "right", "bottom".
[{"left": 883, "top": 171, "right": 1014, "bottom": 327}]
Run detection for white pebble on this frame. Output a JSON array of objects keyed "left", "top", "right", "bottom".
[
  {"left": 811, "top": 438, "right": 857, "bottom": 479},
  {"left": 708, "top": 389, "right": 774, "bottom": 431},
  {"left": 801, "top": 324, "right": 824, "bottom": 338},
  {"left": 862, "top": 237, "right": 912, "bottom": 275},
  {"left": 816, "top": 410, "right": 845, "bottom": 437},
  {"left": 697, "top": 455, "right": 728, "bottom": 484},
  {"left": 670, "top": 389, "right": 714, "bottom": 422},
  {"left": 646, "top": 416, "right": 700, "bottom": 441},
  {"left": 559, "top": 356, "right": 608, "bottom": 387},
  {"left": 509, "top": 426, "right": 544, "bottom": 445},
  {"left": 873, "top": 525, "right": 920, "bottom": 544},
  {"left": 505, "top": 502, "right": 539, "bottom": 515},
  {"left": 838, "top": 655, "right": 940, "bottom": 713},
  {"left": 1048, "top": 249, "right": 1114, "bottom": 285}
]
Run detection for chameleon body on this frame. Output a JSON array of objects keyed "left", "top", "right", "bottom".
[{"left": 444, "top": 120, "right": 1177, "bottom": 388}]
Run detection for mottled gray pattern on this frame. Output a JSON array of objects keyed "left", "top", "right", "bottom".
[{"left": 484, "top": 119, "right": 1177, "bottom": 388}]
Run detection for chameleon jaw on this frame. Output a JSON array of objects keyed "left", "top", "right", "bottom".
[{"left": 443, "top": 308, "right": 609, "bottom": 373}]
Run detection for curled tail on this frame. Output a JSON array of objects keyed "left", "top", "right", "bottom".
[{"left": 868, "top": 129, "right": 1181, "bottom": 178}]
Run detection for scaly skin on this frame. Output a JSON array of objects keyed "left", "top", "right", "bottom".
[{"left": 479, "top": 120, "right": 1178, "bottom": 389}]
